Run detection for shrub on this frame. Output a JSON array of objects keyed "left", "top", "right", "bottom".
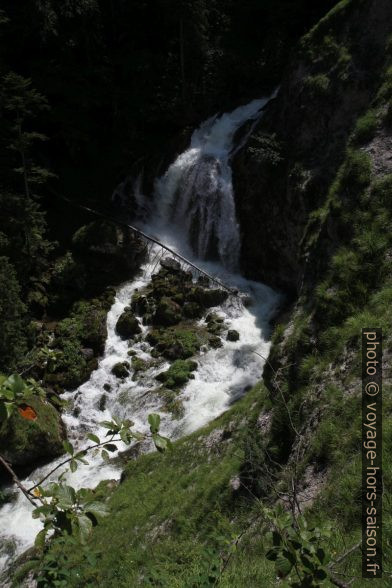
[{"left": 352, "top": 110, "right": 378, "bottom": 144}]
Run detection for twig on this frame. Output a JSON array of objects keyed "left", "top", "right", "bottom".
[
  {"left": 26, "top": 436, "right": 144, "bottom": 494},
  {"left": 0, "top": 454, "right": 37, "bottom": 507}
]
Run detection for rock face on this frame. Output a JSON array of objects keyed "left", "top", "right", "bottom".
[
  {"left": 116, "top": 308, "right": 142, "bottom": 339},
  {"left": 0, "top": 397, "right": 66, "bottom": 469},
  {"left": 232, "top": 0, "right": 392, "bottom": 295}
]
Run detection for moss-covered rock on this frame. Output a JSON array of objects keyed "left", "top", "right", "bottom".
[
  {"left": 147, "top": 326, "right": 206, "bottom": 359},
  {"left": 44, "top": 297, "right": 109, "bottom": 391},
  {"left": 189, "top": 287, "right": 228, "bottom": 308},
  {"left": 183, "top": 301, "right": 203, "bottom": 318},
  {"left": 156, "top": 359, "right": 197, "bottom": 389},
  {"left": 116, "top": 308, "right": 141, "bottom": 339},
  {"left": 209, "top": 335, "right": 223, "bottom": 348},
  {"left": 131, "top": 356, "right": 149, "bottom": 373},
  {"left": 0, "top": 396, "right": 66, "bottom": 468},
  {"left": 227, "top": 329, "right": 240, "bottom": 342},
  {"left": 111, "top": 362, "right": 130, "bottom": 379},
  {"left": 153, "top": 297, "right": 182, "bottom": 326},
  {"left": 130, "top": 293, "right": 150, "bottom": 316}
]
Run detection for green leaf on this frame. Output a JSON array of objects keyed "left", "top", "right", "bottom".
[
  {"left": 77, "top": 514, "right": 93, "bottom": 544},
  {"left": 272, "top": 531, "right": 282, "bottom": 546},
  {"left": 87, "top": 433, "right": 100, "bottom": 444},
  {"left": 69, "top": 460, "right": 78, "bottom": 473},
  {"left": 104, "top": 443, "right": 117, "bottom": 453},
  {"left": 266, "top": 547, "right": 279, "bottom": 561},
  {"left": 63, "top": 440, "right": 74, "bottom": 456},
  {"left": 4, "top": 402, "right": 15, "bottom": 419},
  {"left": 275, "top": 553, "right": 293, "bottom": 578},
  {"left": 7, "top": 374, "right": 25, "bottom": 396},
  {"left": 101, "top": 449, "right": 110, "bottom": 462},
  {"left": 153, "top": 433, "right": 169, "bottom": 452},
  {"left": 85, "top": 501, "right": 110, "bottom": 518},
  {"left": 1, "top": 388, "right": 15, "bottom": 401},
  {"left": 316, "top": 547, "right": 330, "bottom": 565},
  {"left": 100, "top": 420, "right": 116, "bottom": 430},
  {"left": 34, "top": 528, "right": 47, "bottom": 549},
  {"left": 122, "top": 419, "right": 134, "bottom": 428},
  {"left": 56, "top": 484, "right": 76, "bottom": 508},
  {"left": 148, "top": 413, "right": 161, "bottom": 433},
  {"left": 120, "top": 428, "right": 132, "bottom": 444}
]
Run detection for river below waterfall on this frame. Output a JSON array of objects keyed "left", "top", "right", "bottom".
[{"left": 0, "top": 97, "right": 279, "bottom": 573}]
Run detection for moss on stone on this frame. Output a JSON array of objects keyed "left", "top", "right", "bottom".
[
  {"left": 111, "top": 362, "right": 130, "bottom": 379},
  {"left": 153, "top": 297, "right": 182, "bottom": 326},
  {"left": 0, "top": 396, "right": 66, "bottom": 468},
  {"left": 156, "top": 359, "right": 197, "bottom": 389},
  {"left": 146, "top": 325, "right": 207, "bottom": 360},
  {"left": 131, "top": 356, "right": 149, "bottom": 373}
]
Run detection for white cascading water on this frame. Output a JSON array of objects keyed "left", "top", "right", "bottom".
[{"left": 0, "top": 97, "right": 279, "bottom": 574}]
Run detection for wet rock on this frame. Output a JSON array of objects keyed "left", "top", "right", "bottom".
[
  {"left": 190, "top": 287, "right": 228, "bottom": 308},
  {"left": 156, "top": 359, "right": 197, "bottom": 388},
  {"left": 197, "top": 275, "right": 210, "bottom": 287},
  {"left": 227, "top": 329, "right": 240, "bottom": 342},
  {"left": 111, "top": 361, "right": 130, "bottom": 379},
  {"left": 131, "top": 356, "right": 149, "bottom": 373},
  {"left": 0, "top": 397, "right": 66, "bottom": 470},
  {"left": 209, "top": 335, "right": 223, "bottom": 348},
  {"left": 131, "top": 293, "right": 149, "bottom": 316},
  {"left": 116, "top": 308, "right": 142, "bottom": 339},
  {"left": 147, "top": 327, "right": 203, "bottom": 359},
  {"left": 98, "top": 394, "right": 107, "bottom": 411},
  {"left": 103, "top": 383, "right": 111, "bottom": 392},
  {"left": 183, "top": 301, "right": 203, "bottom": 319},
  {"left": 160, "top": 257, "right": 181, "bottom": 273}
]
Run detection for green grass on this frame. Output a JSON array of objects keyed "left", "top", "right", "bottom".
[
  {"left": 352, "top": 110, "right": 378, "bottom": 144},
  {"left": 40, "top": 384, "right": 278, "bottom": 587}
]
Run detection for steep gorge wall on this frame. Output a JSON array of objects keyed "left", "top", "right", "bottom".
[{"left": 233, "top": 0, "right": 392, "bottom": 295}]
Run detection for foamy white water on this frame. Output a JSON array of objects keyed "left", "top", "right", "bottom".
[{"left": 0, "top": 96, "right": 279, "bottom": 573}]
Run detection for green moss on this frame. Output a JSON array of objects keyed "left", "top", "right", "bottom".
[
  {"left": 153, "top": 296, "right": 182, "bottom": 326},
  {"left": 156, "top": 359, "right": 197, "bottom": 389},
  {"left": 111, "top": 362, "right": 130, "bottom": 379},
  {"left": 304, "top": 73, "right": 330, "bottom": 97},
  {"left": 352, "top": 110, "right": 378, "bottom": 144},
  {"left": 146, "top": 325, "right": 207, "bottom": 360},
  {"left": 0, "top": 395, "right": 65, "bottom": 467},
  {"left": 131, "top": 356, "right": 148, "bottom": 373},
  {"left": 46, "top": 297, "right": 109, "bottom": 390}
]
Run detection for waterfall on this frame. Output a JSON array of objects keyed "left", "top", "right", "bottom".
[
  {"left": 0, "top": 97, "right": 279, "bottom": 575},
  {"left": 153, "top": 98, "right": 269, "bottom": 271}
]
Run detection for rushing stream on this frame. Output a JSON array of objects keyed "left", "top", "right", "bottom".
[{"left": 0, "top": 97, "right": 279, "bottom": 572}]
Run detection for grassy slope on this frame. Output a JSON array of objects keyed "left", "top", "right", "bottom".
[{"left": 43, "top": 384, "right": 277, "bottom": 587}]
